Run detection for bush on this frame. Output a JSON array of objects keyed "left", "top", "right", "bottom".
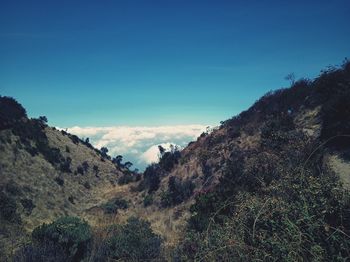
[
  {"left": 0, "top": 191, "right": 21, "bottom": 223},
  {"left": 143, "top": 163, "right": 161, "bottom": 193},
  {"left": 60, "top": 157, "right": 72, "bottom": 173},
  {"left": 102, "top": 197, "right": 128, "bottom": 214},
  {"left": 20, "top": 198, "right": 35, "bottom": 215},
  {"left": 14, "top": 242, "right": 69, "bottom": 262},
  {"left": 158, "top": 145, "right": 181, "bottom": 172},
  {"left": 161, "top": 176, "right": 195, "bottom": 207},
  {"left": 82, "top": 161, "right": 89, "bottom": 173},
  {"left": 5, "top": 181, "right": 22, "bottom": 196},
  {"left": 106, "top": 217, "right": 162, "bottom": 260},
  {"left": 0, "top": 96, "right": 27, "bottom": 130},
  {"left": 76, "top": 166, "right": 84, "bottom": 175},
  {"left": 54, "top": 177, "right": 64, "bottom": 186},
  {"left": 83, "top": 181, "right": 91, "bottom": 190},
  {"left": 117, "top": 173, "right": 134, "bottom": 185},
  {"left": 32, "top": 216, "right": 92, "bottom": 261},
  {"left": 143, "top": 194, "right": 154, "bottom": 207}
]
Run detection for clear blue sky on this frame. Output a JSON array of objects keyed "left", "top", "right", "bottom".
[{"left": 1, "top": 0, "right": 349, "bottom": 127}]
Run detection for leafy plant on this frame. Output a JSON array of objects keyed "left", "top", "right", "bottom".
[
  {"left": 106, "top": 217, "right": 162, "bottom": 260},
  {"left": 32, "top": 216, "right": 92, "bottom": 261},
  {"left": 102, "top": 197, "right": 128, "bottom": 214}
]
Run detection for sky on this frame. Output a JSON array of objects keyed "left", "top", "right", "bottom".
[{"left": 1, "top": 0, "right": 350, "bottom": 169}]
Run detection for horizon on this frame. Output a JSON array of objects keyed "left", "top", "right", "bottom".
[{"left": 1, "top": 0, "right": 350, "bottom": 168}]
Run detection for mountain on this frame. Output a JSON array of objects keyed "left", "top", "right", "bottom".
[{"left": 1, "top": 59, "right": 350, "bottom": 261}]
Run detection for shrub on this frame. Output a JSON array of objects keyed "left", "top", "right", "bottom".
[
  {"left": 5, "top": 182, "right": 22, "bottom": 196},
  {"left": 93, "top": 165, "right": 99, "bottom": 176},
  {"left": 106, "top": 217, "right": 162, "bottom": 260},
  {"left": 158, "top": 145, "right": 181, "bottom": 172},
  {"left": 143, "top": 194, "right": 154, "bottom": 207},
  {"left": 0, "top": 191, "right": 21, "bottom": 223},
  {"left": 83, "top": 181, "right": 91, "bottom": 190},
  {"left": 76, "top": 166, "right": 84, "bottom": 175},
  {"left": 54, "top": 177, "right": 64, "bottom": 186},
  {"left": 20, "top": 198, "right": 35, "bottom": 215},
  {"left": 14, "top": 242, "right": 69, "bottom": 262},
  {"left": 117, "top": 173, "right": 134, "bottom": 185},
  {"left": 32, "top": 216, "right": 92, "bottom": 261},
  {"left": 69, "top": 135, "right": 80, "bottom": 145},
  {"left": 60, "top": 157, "right": 72, "bottom": 173},
  {"left": 161, "top": 176, "right": 195, "bottom": 207},
  {"left": 0, "top": 96, "right": 27, "bottom": 130},
  {"left": 82, "top": 161, "right": 89, "bottom": 173},
  {"left": 143, "top": 163, "right": 161, "bottom": 193},
  {"left": 102, "top": 197, "right": 128, "bottom": 214}
]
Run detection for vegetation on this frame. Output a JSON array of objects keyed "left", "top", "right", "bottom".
[
  {"left": 175, "top": 60, "right": 350, "bottom": 261},
  {"left": 1, "top": 60, "right": 350, "bottom": 261},
  {"left": 101, "top": 197, "right": 128, "bottom": 214},
  {"left": 0, "top": 96, "right": 27, "bottom": 130},
  {"left": 29, "top": 216, "right": 92, "bottom": 261},
  {"left": 143, "top": 194, "right": 154, "bottom": 207},
  {"left": 161, "top": 176, "right": 195, "bottom": 207},
  {"left": 104, "top": 217, "right": 162, "bottom": 261},
  {"left": 0, "top": 191, "right": 21, "bottom": 223}
]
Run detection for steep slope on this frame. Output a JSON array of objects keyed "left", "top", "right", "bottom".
[
  {"left": 0, "top": 100, "right": 129, "bottom": 256},
  {"left": 122, "top": 60, "right": 350, "bottom": 260}
]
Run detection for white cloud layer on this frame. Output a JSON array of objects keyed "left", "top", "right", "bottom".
[{"left": 63, "top": 125, "right": 208, "bottom": 170}]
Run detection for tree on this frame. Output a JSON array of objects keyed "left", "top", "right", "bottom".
[
  {"left": 38, "top": 116, "right": 48, "bottom": 124},
  {"left": 124, "top": 161, "right": 133, "bottom": 169},
  {"left": 32, "top": 216, "right": 92, "bottom": 261},
  {"left": 93, "top": 165, "right": 99, "bottom": 177},
  {"left": 112, "top": 155, "right": 123, "bottom": 166},
  {"left": 0, "top": 96, "right": 27, "bottom": 129},
  {"left": 100, "top": 147, "right": 109, "bottom": 159},
  {"left": 107, "top": 217, "right": 162, "bottom": 260},
  {"left": 158, "top": 145, "right": 165, "bottom": 157},
  {"left": 285, "top": 73, "right": 295, "bottom": 86}
]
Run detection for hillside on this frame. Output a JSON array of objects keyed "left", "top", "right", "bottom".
[
  {"left": 1, "top": 60, "right": 350, "bottom": 261},
  {"left": 0, "top": 101, "right": 133, "bottom": 258}
]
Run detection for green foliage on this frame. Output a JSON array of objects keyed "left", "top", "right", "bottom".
[
  {"left": 76, "top": 166, "right": 84, "bottom": 175},
  {"left": 0, "top": 191, "right": 21, "bottom": 223},
  {"left": 118, "top": 172, "right": 134, "bottom": 185},
  {"left": 143, "top": 163, "right": 161, "bottom": 193},
  {"left": 102, "top": 197, "right": 128, "bottom": 214},
  {"left": 5, "top": 181, "right": 22, "bottom": 196},
  {"left": 83, "top": 181, "right": 91, "bottom": 189},
  {"left": 69, "top": 134, "right": 80, "bottom": 145},
  {"left": 177, "top": 168, "right": 350, "bottom": 261},
  {"left": 54, "top": 177, "right": 64, "bottom": 186},
  {"left": 60, "top": 157, "right": 72, "bottom": 173},
  {"left": 0, "top": 96, "right": 27, "bottom": 130},
  {"left": 20, "top": 198, "right": 35, "bottom": 215},
  {"left": 32, "top": 216, "right": 92, "bottom": 261},
  {"left": 82, "top": 161, "right": 89, "bottom": 172},
  {"left": 161, "top": 176, "right": 195, "bottom": 207},
  {"left": 158, "top": 145, "right": 181, "bottom": 172},
  {"left": 143, "top": 194, "right": 154, "bottom": 207},
  {"left": 106, "top": 217, "right": 162, "bottom": 260},
  {"left": 318, "top": 62, "right": 350, "bottom": 147},
  {"left": 14, "top": 242, "right": 69, "bottom": 262}
]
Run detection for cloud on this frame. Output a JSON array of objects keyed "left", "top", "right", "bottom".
[{"left": 63, "top": 125, "right": 208, "bottom": 170}]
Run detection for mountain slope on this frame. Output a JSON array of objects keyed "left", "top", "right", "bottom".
[{"left": 1, "top": 59, "right": 350, "bottom": 261}]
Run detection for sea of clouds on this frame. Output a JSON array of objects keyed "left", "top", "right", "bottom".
[{"left": 63, "top": 125, "right": 208, "bottom": 170}]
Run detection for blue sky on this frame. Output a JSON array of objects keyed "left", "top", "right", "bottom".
[{"left": 1, "top": 0, "right": 349, "bottom": 127}]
